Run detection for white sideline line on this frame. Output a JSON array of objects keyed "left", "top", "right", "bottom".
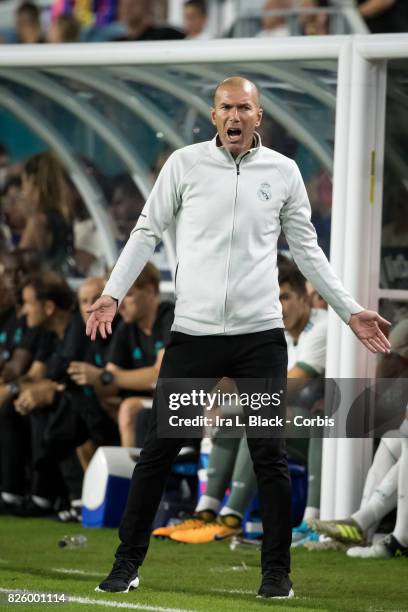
[
  {"left": 211, "top": 589, "right": 307, "bottom": 601},
  {"left": 69, "top": 595, "right": 197, "bottom": 612},
  {"left": 51, "top": 567, "right": 105, "bottom": 578},
  {"left": 0, "top": 589, "right": 196, "bottom": 612}
]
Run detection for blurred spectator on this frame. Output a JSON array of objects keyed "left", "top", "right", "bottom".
[
  {"left": 256, "top": 0, "right": 291, "bottom": 38},
  {"left": 357, "top": 0, "right": 408, "bottom": 33},
  {"left": 258, "top": 116, "right": 298, "bottom": 159},
  {"left": 183, "top": 0, "right": 210, "bottom": 39},
  {"left": 113, "top": 0, "right": 185, "bottom": 41},
  {"left": 74, "top": 215, "right": 107, "bottom": 276},
  {"left": 0, "top": 144, "right": 10, "bottom": 190},
  {"left": 48, "top": 13, "right": 81, "bottom": 42},
  {"left": 110, "top": 175, "right": 145, "bottom": 248},
  {"left": 51, "top": 0, "right": 117, "bottom": 28},
  {"left": 18, "top": 152, "right": 74, "bottom": 272},
  {"left": 0, "top": 251, "right": 44, "bottom": 384},
  {"left": 1, "top": 176, "right": 26, "bottom": 248},
  {"left": 15, "top": 2, "right": 45, "bottom": 44},
  {"left": 299, "top": 0, "right": 329, "bottom": 36},
  {"left": 309, "top": 170, "right": 332, "bottom": 258},
  {"left": 382, "top": 184, "right": 408, "bottom": 247}
]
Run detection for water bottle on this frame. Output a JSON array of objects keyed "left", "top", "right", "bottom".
[
  {"left": 58, "top": 534, "right": 87, "bottom": 549},
  {"left": 229, "top": 535, "right": 261, "bottom": 551}
]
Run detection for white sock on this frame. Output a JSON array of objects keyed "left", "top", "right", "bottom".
[
  {"left": 2, "top": 492, "right": 23, "bottom": 504},
  {"left": 219, "top": 505, "right": 243, "bottom": 519},
  {"left": 353, "top": 461, "right": 399, "bottom": 531},
  {"left": 32, "top": 495, "right": 51, "bottom": 509},
  {"left": 303, "top": 506, "right": 319, "bottom": 521},
  {"left": 360, "top": 435, "right": 401, "bottom": 508},
  {"left": 393, "top": 437, "right": 408, "bottom": 547},
  {"left": 195, "top": 495, "right": 221, "bottom": 514}
]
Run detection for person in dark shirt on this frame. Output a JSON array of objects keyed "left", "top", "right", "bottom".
[
  {"left": 0, "top": 268, "right": 25, "bottom": 378},
  {"left": 103, "top": 262, "right": 174, "bottom": 447},
  {"left": 0, "top": 271, "right": 75, "bottom": 516},
  {"left": 357, "top": 0, "right": 408, "bottom": 33},
  {"left": 112, "top": 0, "right": 185, "bottom": 41},
  {"left": 0, "top": 251, "right": 44, "bottom": 382},
  {"left": 40, "top": 277, "right": 120, "bottom": 478}
]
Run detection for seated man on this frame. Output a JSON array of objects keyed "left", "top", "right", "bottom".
[
  {"left": 102, "top": 262, "right": 174, "bottom": 447},
  {"left": 0, "top": 271, "right": 76, "bottom": 515},
  {"left": 309, "top": 320, "right": 408, "bottom": 557},
  {"left": 153, "top": 262, "right": 327, "bottom": 543},
  {"left": 348, "top": 412, "right": 408, "bottom": 560},
  {"left": 310, "top": 409, "right": 407, "bottom": 559},
  {"left": 42, "top": 275, "right": 120, "bottom": 473}
]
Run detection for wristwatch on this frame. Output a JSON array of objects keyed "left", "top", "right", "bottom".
[
  {"left": 7, "top": 381, "right": 21, "bottom": 398},
  {"left": 99, "top": 370, "right": 114, "bottom": 385}
]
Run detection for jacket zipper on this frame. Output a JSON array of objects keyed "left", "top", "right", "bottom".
[{"left": 222, "top": 152, "right": 249, "bottom": 332}]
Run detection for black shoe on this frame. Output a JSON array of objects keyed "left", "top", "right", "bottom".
[
  {"left": 96, "top": 560, "right": 139, "bottom": 593},
  {"left": 14, "top": 497, "right": 53, "bottom": 518},
  {"left": 383, "top": 534, "right": 408, "bottom": 558},
  {"left": 257, "top": 572, "right": 294, "bottom": 599},
  {"left": 0, "top": 496, "right": 22, "bottom": 515}
]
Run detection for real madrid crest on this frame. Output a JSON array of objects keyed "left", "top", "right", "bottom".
[{"left": 257, "top": 182, "right": 272, "bottom": 201}]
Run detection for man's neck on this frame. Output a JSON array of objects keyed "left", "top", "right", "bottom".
[
  {"left": 136, "top": 302, "right": 159, "bottom": 336},
  {"left": 290, "top": 307, "right": 311, "bottom": 343},
  {"left": 217, "top": 134, "right": 258, "bottom": 159},
  {"left": 50, "top": 311, "right": 71, "bottom": 339}
]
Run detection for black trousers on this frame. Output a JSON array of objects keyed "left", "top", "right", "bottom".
[
  {"left": 0, "top": 399, "right": 63, "bottom": 499},
  {"left": 116, "top": 329, "right": 291, "bottom": 574}
]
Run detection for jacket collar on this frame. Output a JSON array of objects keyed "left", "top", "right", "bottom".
[{"left": 210, "top": 132, "right": 262, "bottom": 164}]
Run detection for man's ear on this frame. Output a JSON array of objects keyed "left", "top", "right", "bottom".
[
  {"left": 44, "top": 300, "right": 56, "bottom": 317},
  {"left": 256, "top": 107, "right": 263, "bottom": 128},
  {"left": 210, "top": 108, "right": 217, "bottom": 126}
]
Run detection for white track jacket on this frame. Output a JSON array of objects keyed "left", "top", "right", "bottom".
[{"left": 103, "top": 135, "right": 362, "bottom": 335}]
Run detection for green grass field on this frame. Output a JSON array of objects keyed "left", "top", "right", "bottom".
[{"left": 0, "top": 517, "right": 407, "bottom": 612}]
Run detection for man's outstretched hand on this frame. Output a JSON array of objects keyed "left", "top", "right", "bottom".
[
  {"left": 349, "top": 310, "right": 391, "bottom": 354},
  {"left": 86, "top": 295, "right": 117, "bottom": 341}
]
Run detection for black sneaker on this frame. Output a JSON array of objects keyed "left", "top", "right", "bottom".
[
  {"left": 96, "top": 560, "right": 139, "bottom": 593},
  {"left": 0, "top": 496, "right": 22, "bottom": 515},
  {"left": 14, "top": 497, "right": 53, "bottom": 518},
  {"left": 257, "top": 572, "right": 294, "bottom": 599},
  {"left": 383, "top": 534, "right": 408, "bottom": 558}
]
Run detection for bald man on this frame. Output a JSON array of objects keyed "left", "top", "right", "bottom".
[{"left": 89, "top": 77, "right": 390, "bottom": 599}]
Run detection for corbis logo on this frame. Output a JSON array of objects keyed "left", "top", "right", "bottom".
[{"left": 257, "top": 182, "right": 272, "bottom": 201}]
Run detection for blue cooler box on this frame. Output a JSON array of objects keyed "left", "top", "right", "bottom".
[{"left": 82, "top": 447, "right": 138, "bottom": 528}]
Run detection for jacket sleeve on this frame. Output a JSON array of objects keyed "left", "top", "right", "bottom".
[
  {"left": 280, "top": 160, "right": 363, "bottom": 323},
  {"left": 103, "top": 153, "right": 181, "bottom": 304}
]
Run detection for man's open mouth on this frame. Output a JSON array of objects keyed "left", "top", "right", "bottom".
[{"left": 226, "top": 128, "right": 242, "bottom": 142}]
